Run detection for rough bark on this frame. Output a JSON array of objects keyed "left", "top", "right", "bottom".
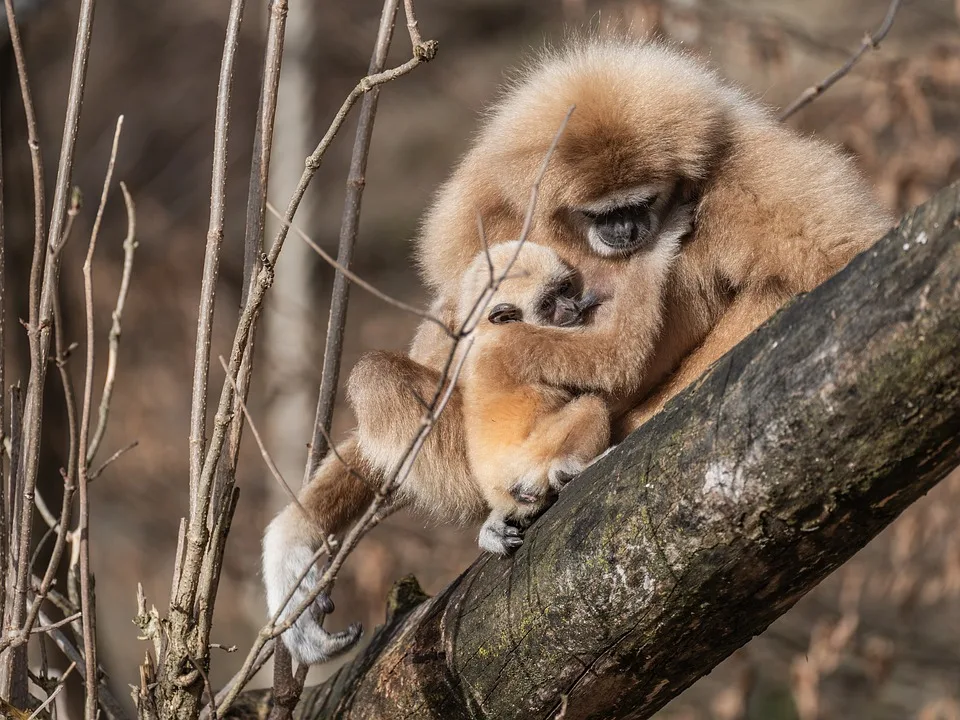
[{"left": 228, "top": 181, "right": 960, "bottom": 719}]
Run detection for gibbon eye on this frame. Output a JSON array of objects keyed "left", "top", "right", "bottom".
[
  {"left": 488, "top": 303, "right": 522, "bottom": 324},
  {"left": 588, "top": 204, "right": 653, "bottom": 251},
  {"left": 555, "top": 278, "right": 575, "bottom": 297}
]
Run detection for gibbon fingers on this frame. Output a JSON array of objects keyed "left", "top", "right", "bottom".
[{"left": 262, "top": 36, "right": 892, "bottom": 664}]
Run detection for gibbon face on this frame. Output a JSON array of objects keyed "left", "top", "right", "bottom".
[
  {"left": 457, "top": 241, "right": 600, "bottom": 331},
  {"left": 418, "top": 40, "right": 732, "bottom": 293}
]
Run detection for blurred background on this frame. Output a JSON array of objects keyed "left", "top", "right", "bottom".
[{"left": 2, "top": 0, "right": 959, "bottom": 717}]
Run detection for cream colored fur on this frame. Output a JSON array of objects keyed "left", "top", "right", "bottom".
[{"left": 262, "top": 36, "right": 892, "bottom": 664}]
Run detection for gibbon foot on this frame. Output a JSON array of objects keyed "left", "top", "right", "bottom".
[{"left": 479, "top": 516, "right": 524, "bottom": 555}]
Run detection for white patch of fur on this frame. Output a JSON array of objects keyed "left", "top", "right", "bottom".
[{"left": 262, "top": 510, "right": 360, "bottom": 665}]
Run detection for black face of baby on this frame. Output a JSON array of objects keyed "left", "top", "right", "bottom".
[{"left": 487, "top": 274, "right": 601, "bottom": 328}]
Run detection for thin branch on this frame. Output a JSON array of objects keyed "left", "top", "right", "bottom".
[
  {"left": 779, "top": 0, "right": 903, "bottom": 120},
  {"left": 266, "top": 203, "right": 453, "bottom": 336},
  {"left": 26, "top": 661, "right": 75, "bottom": 720},
  {"left": 7, "top": 0, "right": 98, "bottom": 705},
  {"left": 31, "top": 613, "right": 82, "bottom": 635},
  {"left": 36, "top": 610, "right": 127, "bottom": 720},
  {"left": 86, "top": 181, "right": 137, "bottom": 465},
  {"left": 186, "top": 651, "right": 217, "bottom": 720},
  {"left": 199, "top": 641, "right": 274, "bottom": 720},
  {"left": 172, "top": 0, "right": 438, "bottom": 645},
  {"left": 216, "top": 356, "right": 329, "bottom": 553},
  {"left": 216, "top": 0, "right": 291, "bottom": 538},
  {"left": 75, "top": 113, "right": 124, "bottom": 720},
  {"left": 0, "top": 0, "right": 44, "bottom": 703},
  {"left": 87, "top": 440, "right": 138, "bottom": 481},
  {"left": 305, "top": 0, "right": 404, "bottom": 479},
  {"left": 188, "top": 0, "right": 246, "bottom": 510}
]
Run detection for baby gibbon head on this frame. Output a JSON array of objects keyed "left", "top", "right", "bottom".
[
  {"left": 418, "top": 38, "right": 743, "bottom": 290},
  {"left": 456, "top": 241, "right": 600, "bottom": 332}
]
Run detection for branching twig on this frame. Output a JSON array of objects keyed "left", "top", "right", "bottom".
[
  {"left": 0, "top": 0, "right": 44, "bottom": 704},
  {"left": 87, "top": 440, "right": 138, "bottom": 482},
  {"left": 26, "top": 661, "right": 75, "bottom": 720},
  {"left": 188, "top": 0, "right": 246, "bottom": 513},
  {"left": 75, "top": 114, "right": 124, "bottom": 720},
  {"left": 217, "top": 356, "right": 329, "bottom": 553},
  {"left": 779, "top": 0, "right": 903, "bottom": 120},
  {"left": 86, "top": 181, "right": 137, "bottom": 465},
  {"left": 266, "top": 204, "right": 454, "bottom": 337},
  {"left": 168, "top": 6, "right": 440, "bottom": 711},
  {"left": 3, "top": 0, "right": 98, "bottom": 704},
  {"left": 31, "top": 612, "right": 83, "bottom": 636}
]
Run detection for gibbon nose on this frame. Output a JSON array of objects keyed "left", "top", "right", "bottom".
[{"left": 554, "top": 297, "right": 582, "bottom": 326}]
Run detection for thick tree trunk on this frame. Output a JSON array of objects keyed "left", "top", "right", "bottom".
[{"left": 228, "top": 181, "right": 960, "bottom": 719}]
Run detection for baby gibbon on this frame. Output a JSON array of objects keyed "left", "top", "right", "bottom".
[
  {"left": 458, "top": 242, "right": 609, "bottom": 554},
  {"left": 459, "top": 236, "right": 682, "bottom": 553},
  {"left": 262, "top": 36, "right": 892, "bottom": 664}
]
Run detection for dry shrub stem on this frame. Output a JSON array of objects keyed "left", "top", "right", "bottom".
[
  {"left": 779, "top": 0, "right": 903, "bottom": 120},
  {"left": 305, "top": 0, "right": 402, "bottom": 478},
  {"left": 188, "top": 0, "right": 246, "bottom": 516},
  {"left": 1, "top": 0, "right": 98, "bottom": 707},
  {"left": 87, "top": 182, "right": 139, "bottom": 465},
  {"left": 76, "top": 115, "right": 124, "bottom": 719}
]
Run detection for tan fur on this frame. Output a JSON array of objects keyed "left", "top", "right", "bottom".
[
  {"left": 456, "top": 243, "right": 616, "bottom": 552},
  {"left": 263, "top": 36, "right": 892, "bottom": 663}
]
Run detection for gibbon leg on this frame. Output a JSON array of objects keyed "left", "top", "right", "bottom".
[
  {"left": 262, "top": 437, "right": 372, "bottom": 664},
  {"left": 348, "top": 350, "right": 480, "bottom": 522},
  {"left": 617, "top": 287, "right": 790, "bottom": 437},
  {"left": 526, "top": 394, "right": 611, "bottom": 493},
  {"left": 478, "top": 394, "right": 610, "bottom": 555}
]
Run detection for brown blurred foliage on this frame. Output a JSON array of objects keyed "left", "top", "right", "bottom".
[{"left": 2, "top": 0, "right": 958, "bottom": 717}]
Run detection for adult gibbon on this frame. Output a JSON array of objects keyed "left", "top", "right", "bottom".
[{"left": 262, "top": 37, "right": 891, "bottom": 664}]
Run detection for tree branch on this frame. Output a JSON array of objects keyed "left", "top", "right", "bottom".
[{"left": 226, "top": 182, "right": 960, "bottom": 719}]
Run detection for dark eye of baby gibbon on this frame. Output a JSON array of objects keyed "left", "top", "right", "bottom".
[
  {"left": 586, "top": 203, "right": 654, "bottom": 251},
  {"left": 488, "top": 303, "right": 522, "bottom": 324}
]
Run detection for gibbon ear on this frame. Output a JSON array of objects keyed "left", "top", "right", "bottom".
[{"left": 488, "top": 303, "right": 522, "bottom": 324}]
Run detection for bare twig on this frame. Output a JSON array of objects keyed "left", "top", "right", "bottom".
[
  {"left": 186, "top": 651, "right": 217, "bottom": 720},
  {"left": 86, "top": 181, "right": 137, "bottom": 465},
  {"left": 215, "top": 0, "right": 291, "bottom": 535},
  {"left": 170, "top": 0, "right": 439, "bottom": 685},
  {"left": 87, "top": 440, "right": 138, "bottom": 481},
  {"left": 266, "top": 204, "right": 454, "bottom": 337},
  {"left": 0, "top": 0, "right": 44, "bottom": 704},
  {"left": 26, "top": 661, "right": 76, "bottom": 720},
  {"left": 7, "top": 0, "right": 98, "bottom": 705},
  {"left": 31, "top": 613, "right": 83, "bottom": 636},
  {"left": 779, "top": 0, "right": 903, "bottom": 120},
  {"left": 217, "top": 356, "right": 328, "bottom": 551},
  {"left": 74, "top": 114, "right": 124, "bottom": 720},
  {"left": 36, "top": 610, "right": 127, "bottom": 720},
  {"left": 198, "top": 641, "right": 274, "bottom": 720},
  {"left": 305, "top": 0, "right": 404, "bottom": 479},
  {"left": 188, "top": 0, "right": 246, "bottom": 509}
]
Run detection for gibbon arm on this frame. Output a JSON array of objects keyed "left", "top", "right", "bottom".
[{"left": 616, "top": 286, "right": 792, "bottom": 436}]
